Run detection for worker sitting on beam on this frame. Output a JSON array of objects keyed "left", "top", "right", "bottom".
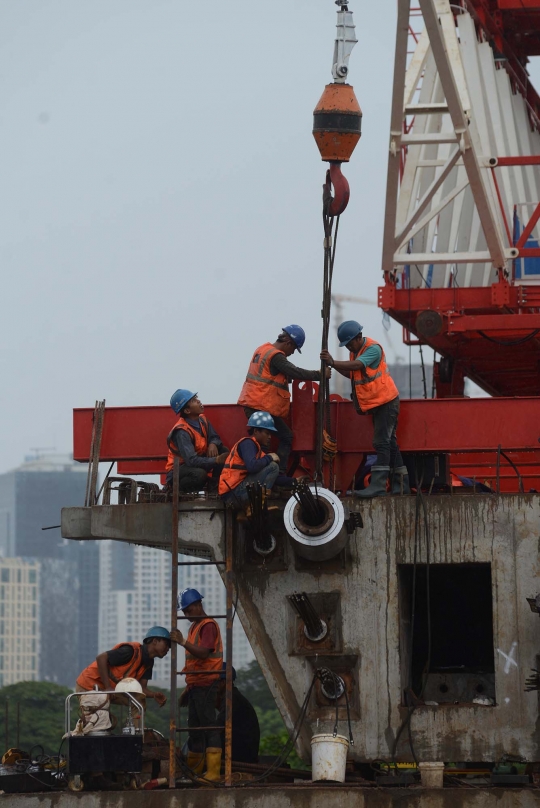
[
  {"left": 176, "top": 588, "right": 224, "bottom": 782},
  {"left": 219, "top": 411, "right": 281, "bottom": 507},
  {"left": 238, "top": 325, "right": 330, "bottom": 474},
  {"left": 321, "top": 320, "right": 410, "bottom": 497},
  {"left": 165, "top": 389, "right": 229, "bottom": 493}
]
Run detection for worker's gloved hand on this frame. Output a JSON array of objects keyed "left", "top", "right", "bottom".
[
  {"left": 320, "top": 349, "right": 334, "bottom": 366},
  {"left": 215, "top": 453, "right": 229, "bottom": 465},
  {"left": 207, "top": 444, "right": 219, "bottom": 458},
  {"left": 153, "top": 692, "right": 167, "bottom": 708},
  {"left": 170, "top": 628, "right": 185, "bottom": 646},
  {"left": 269, "top": 453, "right": 280, "bottom": 463}
]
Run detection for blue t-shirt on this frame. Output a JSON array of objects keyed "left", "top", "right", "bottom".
[{"left": 356, "top": 340, "right": 382, "bottom": 369}]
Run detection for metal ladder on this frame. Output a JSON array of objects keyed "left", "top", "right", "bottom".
[{"left": 169, "top": 457, "right": 235, "bottom": 787}]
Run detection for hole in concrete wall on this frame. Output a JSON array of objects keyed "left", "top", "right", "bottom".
[{"left": 399, "top": 563, "right": 495, "bottom": 704}]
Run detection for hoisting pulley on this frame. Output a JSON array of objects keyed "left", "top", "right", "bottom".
[{"left": 313, "top": 1, "right": 362, "bottom": 216}]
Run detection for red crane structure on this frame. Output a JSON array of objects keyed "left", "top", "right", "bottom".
[{"left": 73, "top": 0, "right": 540, "bottom": 494}]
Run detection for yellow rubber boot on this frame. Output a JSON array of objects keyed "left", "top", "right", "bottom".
[
  {"left": 203, "top": 747, "right": 222, "bottom": 781},
  {"left": 187, "top": 750, "right": 205, "bottom": 775}
]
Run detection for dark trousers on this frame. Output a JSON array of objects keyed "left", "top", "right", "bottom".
[
  {"left": 188, "top": 682, "right": 220, "bottom": 752},
  {"left": 165, "top": 443, "right": 227, "bottom": 492},
  {"left": 370, "top": 396, "right": 404, "bottom": 469},
  {"left": 243, "top": 408, "right": 293, "bottom": 473}
]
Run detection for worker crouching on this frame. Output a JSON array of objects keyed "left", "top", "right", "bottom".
[
  {"left": 219, "top": 411, "right": 280, "bottom": 508},
  {"left": 176, "top": 588, "right": 224, "bottom": 781},
  {"left": 321, "top": 320, "right": 410, "bottom": 496},
  {"left": 166, "top": 389, "right": 228, "bottom": 493}
]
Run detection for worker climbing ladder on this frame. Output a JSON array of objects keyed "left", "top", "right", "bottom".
[{"left": 168, "top": 457, "right": 235, "bottom": 788}]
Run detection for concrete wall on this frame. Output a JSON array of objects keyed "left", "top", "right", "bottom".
[
  {"left": 8, "top": 787, "right": 540, "bottom": 808},
  {"left": 62, "top": 494, "right": 540, "bottom": 763}
]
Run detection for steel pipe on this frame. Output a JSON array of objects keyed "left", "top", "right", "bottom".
[{"left": 283, "top": 486, "right": 348, "bottom": 561}]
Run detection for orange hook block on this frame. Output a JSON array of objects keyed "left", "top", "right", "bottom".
[{"left": 312, "top": 83, "right": 362, "bottom": 163}]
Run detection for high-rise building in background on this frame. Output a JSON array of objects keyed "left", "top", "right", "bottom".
[
  {"left": 99, "top": 542, "right": 254, "bottom": 688},
  {"left": 388, "top": 362, "right": 433, "bottom": 399},
  {"left": 0, "top": 558, "right": 40, "bottom": 687},
  {"left": 0, "top": 454, "right": 99, "bottom": 685}
]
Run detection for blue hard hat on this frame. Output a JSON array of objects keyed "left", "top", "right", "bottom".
[
  {"left": 338, "top": 320, "right": 363, "bottom": 347},
  {"left": 170, "top": 389, "right": 197, "bottom": 414},
  {"left": 219, "top": 662, "right": 237, "bottom": 681},
  {"left": 178, "top": 588, "right": 203, "bottom": 610},
  {"left": 247, "top": 411, "right": 278, "bottom": 432},
  {"left": 282, "top": 324, "right": 305, "bottom": 353},
  {"left": 144, "top": 626, "right": 171, "bottom": 644}
]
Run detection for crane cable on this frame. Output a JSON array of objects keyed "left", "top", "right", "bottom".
[{"left": 316, "top": 177, "right": 341, "bottom": 484}]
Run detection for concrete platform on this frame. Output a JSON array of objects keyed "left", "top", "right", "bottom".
[{"left": 7, "top": 786, "right": 540, "bottom": 807}]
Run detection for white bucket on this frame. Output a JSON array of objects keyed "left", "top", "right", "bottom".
[
  {"left": 418, "top": 761, "right": 445, "bottom": 788},
  {"left": 311, "top": 733, "right": 349, "bottom": 782}
]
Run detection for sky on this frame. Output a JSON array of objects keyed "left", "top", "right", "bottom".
[{"left": 1, "top": 2, "right": 540, "bottom": 474}]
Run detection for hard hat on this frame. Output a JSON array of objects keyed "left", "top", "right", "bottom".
[
  {"left": 178, "top": 588, "right": 203, "bottom": 610},
  {"left": 143, "top": 626, "right": 171, "bottom": 643},
  {"left": 282, "top": 324, "right": 305, "bottom": 353},
  {"left": 338, "top": 320, "right": 363, "bottom": 347},
  {"left": 247, "top": 411, "right": 278, "bottom": 432},
  {"left": 115, "top": 677, "right": 143, "bottom": 694},
  {"left": 170, "top": 389, "right": 197, "bottom": 415},
  {"left": 219, "top": 662, "right": 237, "bottom": 681}
]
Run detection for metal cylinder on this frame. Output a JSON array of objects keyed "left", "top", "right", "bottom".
[{"left": 283, "top": 486, "right": 348, "bottom": 561}]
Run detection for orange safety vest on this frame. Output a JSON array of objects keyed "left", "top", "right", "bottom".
[
  {"left": 183, "top": 618, "right": 223, "bottom": 688},
  {"left": 165, "top": 415, "right": 209, "bottom": 473},
  {"left": 76, "top": 642, "right": 147, "bottom": 691},
  {"left": 237, "top": 342, "right": 291, "bottom": 418},
  {"left": 350, "top": 337, "right": 399, "bottom": 413},
  {"left": 218, "top": 437, "right": 265, "bottom": 496}
]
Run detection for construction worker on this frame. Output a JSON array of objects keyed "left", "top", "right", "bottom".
[
  {"left": 216, "top": 664, "right": 260, "bottom": 765},
  {"left": 166, "top": 389, "right": 228, "bottom": 492},
  {"left": 238, "top": 325, "right": 330, "bottom": 473},
  {"left": 75, "top": 626, "right": 172, "bottom": 708},
  {"left": 219, "top": 411, "right": 280, "bottom": 506},
  {"left": 175, "top": 588, "right": 223, "bottom": 781},
  {"left": 321, "top": 320, "right": 410, "bottom": 497}
]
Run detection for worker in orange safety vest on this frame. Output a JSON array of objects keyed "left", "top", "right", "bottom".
[
  {"left": 175, "top": 588, "right": 224, "bottom": 781},
  {"left": 238, "top": 325, "right": 330, "bottom": 474},
  {"left": 321, "top": 320, "right": 410, "bottom": 497},
  {"left": 166, "top": 389, "right": 229, "bottom": 492},
  {"left": 218, "top": 411, "right": 280, "bottom": 507}
]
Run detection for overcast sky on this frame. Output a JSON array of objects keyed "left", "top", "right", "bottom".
[{"left": 1, "top": 2, "right": 539, "bottom": 474}]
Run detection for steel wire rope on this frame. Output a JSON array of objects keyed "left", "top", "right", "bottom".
[
  {"left": 316, "top": 203, "right": 340, "bottom": 488},
  {"left": 478, "top": 329, "right": 539, "bottom": 347}
]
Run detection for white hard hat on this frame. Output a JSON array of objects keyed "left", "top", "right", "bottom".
[{"left": 114, "top": 677, "right": 143, "bottom": 694}]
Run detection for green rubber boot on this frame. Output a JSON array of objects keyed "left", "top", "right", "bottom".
[
  {"left": 355, "top": 466, "right": 390, "bottom": 498},
  {"left": 391, "top": 466, "right": 411, "bottom": 495}
]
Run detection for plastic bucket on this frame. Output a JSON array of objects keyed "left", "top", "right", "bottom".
[
  {"left": 311, "top": 733, "right": 349, "bottom": 782},
  {"left": 418, "top": 761, "right": 445, "bottom": 788}
]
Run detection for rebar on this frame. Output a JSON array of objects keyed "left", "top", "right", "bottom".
[
  {"left": 525, "top": 669, "right": 540, "bottom": 691},
  {"left": 288, "top": 593, "right": 327, "bottom": 641},
  {"left": 292, "top": 480, "right": 325, "bottom": 526},
  {"left": 246, "top": 483, "right": 274, "bottom": 553}
]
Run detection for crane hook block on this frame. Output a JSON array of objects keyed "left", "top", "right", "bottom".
[{"left": 313, "top": 83, "right": 362, "bottom": 163}]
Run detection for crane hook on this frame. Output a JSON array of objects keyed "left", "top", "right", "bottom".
[{"left": 323, "top": 162, "right": 350, "bottom": 217}]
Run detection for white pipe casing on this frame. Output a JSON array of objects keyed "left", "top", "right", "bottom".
[{"left": 283, "top": 486, "right": 349, "bottom": 561}]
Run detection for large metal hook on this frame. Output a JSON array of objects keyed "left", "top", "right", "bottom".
[{"left": 323, "top": 162, "right": 350, "bottom": 217}]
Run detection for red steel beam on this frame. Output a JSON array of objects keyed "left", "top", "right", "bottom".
[
  {"left": 73, "top": 394, "right": 540, "bottom": 466},
  {"left": 496, "top": 156, "right": 540, "bottom": 166},
  {"left": 447, "top": 313, "right": 540, "bottom": 332}
]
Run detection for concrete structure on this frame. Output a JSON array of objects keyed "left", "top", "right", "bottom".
[
  {"left": 0, "top": 454, "right": 99, "bottom": 684},
  {"left": 62, "top": 493, "right": 540, "bottom": 763},
  {"left": 8, "top": 786, "right": 540, "bottom": 806},
  {"left": 0, "top": 557, "right": 40, "bottom": 686}
]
